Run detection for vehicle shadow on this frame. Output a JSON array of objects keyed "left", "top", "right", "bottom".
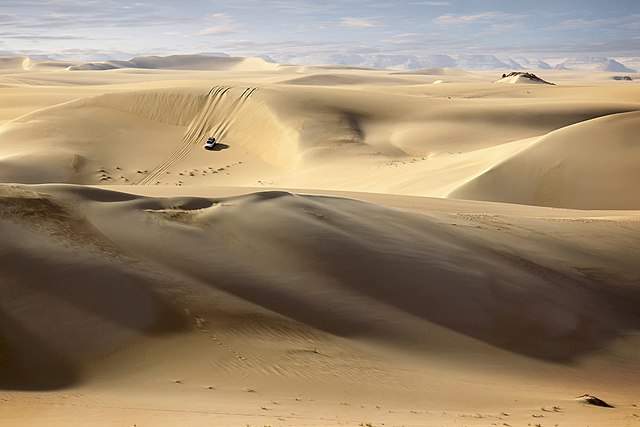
[{"left": 205, "top": 143, "right": 230, "bottom": 152}]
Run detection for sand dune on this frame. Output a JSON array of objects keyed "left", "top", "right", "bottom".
[
  {"left": 2, "top": 72, "right": 638, "bottom": 199},
  {"left": 1, "top": 183, "right": 639, "bottom": 425},
  {"left": 0, "top": 187, "right": 186, "bottom": 389},
  {"left": 2, "top": 57, "right": 640, "bottom": 426},
  {"left": 451, "top": 111, "right": 640, "bottom": 209}
]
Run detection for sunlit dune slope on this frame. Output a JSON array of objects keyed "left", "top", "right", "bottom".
[{"left": 451, "top": 111, "right": 640, "bottom": 209}]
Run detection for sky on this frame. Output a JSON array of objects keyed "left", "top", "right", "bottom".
[{"left": 1, "top": 0, "right": 639, "bottom": 61}]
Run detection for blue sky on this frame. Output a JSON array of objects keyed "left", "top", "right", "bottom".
[{"left": 1, "top": 0, "right": 638, "bottom": 60}]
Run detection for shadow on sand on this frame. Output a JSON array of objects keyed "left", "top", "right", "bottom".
[{"left": 205, "top": 143, "right": 230, "bottom": 152}]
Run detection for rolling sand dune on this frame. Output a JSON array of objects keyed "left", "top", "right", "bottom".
[
  {"left": 1, "top": 183, "right": 639, "bottom": 426},
  {"left": 1, "top": 55, "right": 640, "bottom": 426},
  {"left": 2, "top": 77, "right": 638, "bottom": 196},
  {"left": 451, "top": 111, "right": 640, "bottom": 209}
]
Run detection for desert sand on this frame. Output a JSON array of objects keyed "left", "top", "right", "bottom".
[{"left": 1, "top": 55, "right": 639, "bottom": 426}]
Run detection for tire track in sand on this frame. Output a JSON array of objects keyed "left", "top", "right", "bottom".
[
  {"left": 137, "top": 86, "right": 229, "bottom": 185},
  {"left": 217, "top": 87, "right": 257, "bottom": 140},
  {"left": 138, "top": 87, "right": 257, "bottom": 185}
]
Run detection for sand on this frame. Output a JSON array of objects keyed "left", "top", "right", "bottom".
[{"left": 1, "top": 56, "right": 639, "bottom": 426}]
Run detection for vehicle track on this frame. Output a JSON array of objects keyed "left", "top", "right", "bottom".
[
  {"left": 218, "top": 87, "right": 257, "bottom": 140},
  {"left": 137, "top": 86, "right": 226, "bottom": 185},
  {"left": 137, "top": 86, "right": 257, "bottom": 186},
  {"left": 137, "top": 86, "right": 229, "bottom": 185},
  {"left": 203, "top": 87, "right": 251, "bottom": 142}
]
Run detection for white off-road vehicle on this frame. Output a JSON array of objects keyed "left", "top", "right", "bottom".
[{"left": 204, "top": 137, "right": 217, "bottom": 151}]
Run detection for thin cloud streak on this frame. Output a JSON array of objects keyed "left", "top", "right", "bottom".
[{"left": 340, "top": 17, "right": 382, "bottom": 28}]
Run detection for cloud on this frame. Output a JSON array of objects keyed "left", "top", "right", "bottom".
[
  {"left": 0, "top": 32, "right": 87, "bottom": 40},
  {"left": 384, "top": 32, "right": 422, "bottom": 44},
  {"left": 198, "top": 26, "right": 235, "bottom": 35},
  {"left": 198, "top": 13, "right": 237, "bottom": 35},
  {"left": 551, "top": 14, "right": 640, "bottom": 32},
  {"left": 223, "top": 0, "right": 340, "bottom": 16},
  {"left": 339, "top": 17, "right": 381, "bottom": 28},
  {"left": 435, "top": 11, "right": 523, "bottom": 25},
  {"left": 411, "top": 1, "right": 450, "bottom": 5},
  {"left": 0, "top": 1, "right": 191, "bottom": 31}
]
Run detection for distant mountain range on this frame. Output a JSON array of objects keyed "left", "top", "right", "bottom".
[
  {"left": 266, "top": 53, "right": 638, "bottom": 72},
  {"left": 1, "top": 50, "right": 638, "bottom": 72},
  {"left": 552, "top": 57, "right": 636, "bottom": 73}
]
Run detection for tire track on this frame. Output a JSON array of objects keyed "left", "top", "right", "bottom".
[
  {"left": 137, "top": 86, "right": 257, "bottom": 186},
  {"left": 137, "top": 86, "right": 229, "bottom": 185},
  {"left": 204, "top": 88, "right": 249, "bottom": 143},
  {"left": 136, "top": 86, "right": 223, "bottom": 185},
  {"left": 183, "top": 86, "right": 230, "bottom": 143},
  {"left": 144, "top": 87, "right": 252, "bottom": 185},
  {"left": 208, "top": 87, "right": 251, "bottom": 139},
  {"left": 146, "top": 86, "right": 235, "bottom": 183},
  {"left": 218, "top": 87, "right": 257, "bottom": 140}
]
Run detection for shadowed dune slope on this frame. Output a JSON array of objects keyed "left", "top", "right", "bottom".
[
  {"left": 2, "top": 184, "right": 640, "bottom": 391},
  {"left": 0, "top": 187, "right": 186, "bottom": 389}
]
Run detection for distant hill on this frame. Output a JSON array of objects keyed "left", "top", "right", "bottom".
[
  {"left": 1, "top": 51, "right": 637, "bottom": 73},
  {"left": 68, "top": 54, "right": 278, "bottom": 71},
  {"left": 599, "top": 59, "right": 636, "bottom": 73},
  {"left": 555, "top": 56, "right": 637, "bottom": 72}
]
